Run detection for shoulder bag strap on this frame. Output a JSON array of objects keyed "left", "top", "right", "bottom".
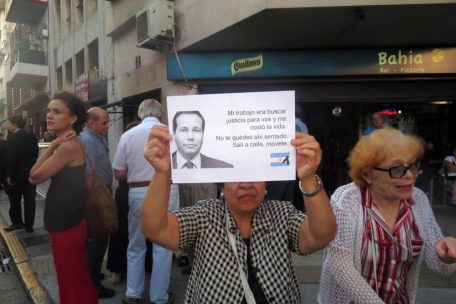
[
  {"left": 225, "top": 209, "right": 256, "bottom": 304},
  {"left": 79, "top": 141, "right": 97, "bottom": 189},
  {"left": 80, "top": 141, "right": 93, "bottom": 170}
]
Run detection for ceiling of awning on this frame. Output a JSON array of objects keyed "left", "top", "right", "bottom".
[
  {"left": 6, "top": 0, "right": 47, "bottom": 24},
  {"left": 182, "top": 3, "right": 456, "bottom": 52}
]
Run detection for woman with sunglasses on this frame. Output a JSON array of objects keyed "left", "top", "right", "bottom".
[{"left": 318, "top": 128, "right": 456, "bottom": 304}]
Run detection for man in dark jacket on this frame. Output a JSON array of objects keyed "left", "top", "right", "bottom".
[
  {"left": 5, "top": 116, "right": 38, "bottom": 233},
  {"left": 0, "top": 133, "right": 7, "bottom": 192}
]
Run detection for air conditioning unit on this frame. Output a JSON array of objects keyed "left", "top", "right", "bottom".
[{"left": 136, "top": 0, "right": 174, "bottom": 51}]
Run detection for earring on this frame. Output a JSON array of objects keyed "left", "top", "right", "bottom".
[
  {"left": 220, "top": 191, "right": 224, "bottom": 200},
  {"left": 264, "top": 190, "right": 268, "bottom": 196}
]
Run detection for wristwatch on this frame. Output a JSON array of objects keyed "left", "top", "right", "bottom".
[{"left": 299, "top": 175, "right": 323, "bottom": 197}]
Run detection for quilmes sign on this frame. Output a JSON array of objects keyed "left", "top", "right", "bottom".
[
  {"left": 167, "top": 47, "right": 456, "bottom": 80},
  {"left": 231, "top": 55, "right": 263, "bottom": 75}
]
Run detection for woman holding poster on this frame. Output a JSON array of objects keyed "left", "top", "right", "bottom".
[{"left": 140, "top": 125, "right": 336, "bottom": 303}]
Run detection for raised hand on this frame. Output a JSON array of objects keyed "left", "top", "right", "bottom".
[
  {"left": 435, "top": 237, "right": 456, "bottom": 264},
  {"left": 291, "top": 132, "right": 322, "bottom": 181},
  {"left": 50, "top": 130, "right": 76, "bottom": 149},
  {"left": 144, "top": 125, "right": 173, "bottom": 173}
]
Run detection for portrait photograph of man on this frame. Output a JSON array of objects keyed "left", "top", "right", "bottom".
[{"left": 172, "top": 110, "right": 233, "bottom": 169}]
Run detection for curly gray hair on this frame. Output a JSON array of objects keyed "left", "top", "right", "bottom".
[{"left": 137, "top": 99, "right": 163, "bottom": 120}]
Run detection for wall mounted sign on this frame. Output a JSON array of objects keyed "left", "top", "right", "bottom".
[
  {"left": 168, "top": 48, "right": 456, "bottom": 80},
  {"left": 74, "top": 73, "right": 89, "bottom": 102},
  {"left": 379, "top": 107, "right": 399, "bottom": 116}
]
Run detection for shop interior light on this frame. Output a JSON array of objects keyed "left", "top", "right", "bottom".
[
  {"left": 332, "top": 106, "right": 342, "bottom": 117},
  {"left": 430, "top": 100, "right": 451, "bottom": 105},
  {"left": 380, "top": 107, "right": 399, "bottom": 116}
]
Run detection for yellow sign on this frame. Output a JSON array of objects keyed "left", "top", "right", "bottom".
[
  {"left": 378, "top": 50, "right": 424, "bottom": 66},
  {"left": 231, "top": 55, "right": 263, "bottom": 75},
  {"left": 376, "top": 48, "right": 450, "bottom": 74},
  {"left": 431, "top": 48, "right": 444, "bottom": 63},
  {"left": 377, "top": 48, "right": 449, "bottom": 74}
]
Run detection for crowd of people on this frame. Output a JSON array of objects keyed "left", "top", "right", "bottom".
[{"left": 1, "top": 92, "right": 455, "bottom": 304}]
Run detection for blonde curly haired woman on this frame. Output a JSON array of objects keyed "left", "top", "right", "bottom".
[{"left": 318, "top": 128, "right": 456, "bottom": 304}]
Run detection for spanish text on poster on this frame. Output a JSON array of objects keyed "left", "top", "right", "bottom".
[{"left": 167, "top": 91, "right": 295, "bottom": 183}]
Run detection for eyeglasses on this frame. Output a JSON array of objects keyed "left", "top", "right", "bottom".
[{"left": 373, "top": 161, "right": 421, "bottom": 179}]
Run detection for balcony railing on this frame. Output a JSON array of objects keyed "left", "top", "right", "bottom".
[
  {"left": 9, "top": 23, "right": 48, "bottom": 70},
  {"left": 10, "top": 48, "right": 47, "bottom": 69},
  {"left": 88, "top": 70, "right": 107, "bottom": 102}
]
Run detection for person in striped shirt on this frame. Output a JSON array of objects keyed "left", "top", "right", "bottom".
[{"left": 318, "top": 128, "right": 456, "bottom": 304}]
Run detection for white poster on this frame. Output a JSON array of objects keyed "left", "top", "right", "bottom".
[{"left": 167, "top": 91, "right": 295, "bottom": 183}]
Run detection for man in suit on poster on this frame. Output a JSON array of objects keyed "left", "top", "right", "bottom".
[
  {"left": 4, "top": 116, "right": 38, "bottom": 233},
  {"left": 171, "top": 110, "right": 233, "bottom": 169}
]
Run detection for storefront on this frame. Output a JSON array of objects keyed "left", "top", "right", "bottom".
[
  {"left": 168, "top": 47, "right": 456, "bottom": 193},
  {"left": 104, "top": 89, "right": 162, "bottom": 130}
]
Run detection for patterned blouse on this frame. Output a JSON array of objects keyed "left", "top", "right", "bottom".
[
  {"left": 360, "top": 189, "right": 423, "bottom": 304},
  {"left": 171, "top": 198, "right": 306, "bottom": 304}
]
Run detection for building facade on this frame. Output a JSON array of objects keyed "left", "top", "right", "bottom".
[
  {"left": 4, "top": 0, "right": 49, "bottom": 138},
  {"left": 0, "top": 0, "right": 451, "bottom": 197},
  {"left": 104, "top": 0, "right": 456, "bottom": 192},
  {"left": 0, "top": 3, "right": 12, "bottom": 135},
  {"left": 48, "top": 0, "right": 109, "bottom": 102}
]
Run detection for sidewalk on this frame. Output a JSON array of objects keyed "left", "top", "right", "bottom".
[{"left": 0, "top": 191, "right": 456, "bottom": 303}]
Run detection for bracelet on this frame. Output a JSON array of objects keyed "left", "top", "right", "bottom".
[{"left": 299, "top": 175, "right": 323, "bottom": 197}]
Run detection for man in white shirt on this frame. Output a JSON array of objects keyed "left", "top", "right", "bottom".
[
  {"left": 113, "top": 99, "right": 179, "bottom": 304},
  {"left": 171, "top": 110, "right": 233, "bottom": 169}
]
